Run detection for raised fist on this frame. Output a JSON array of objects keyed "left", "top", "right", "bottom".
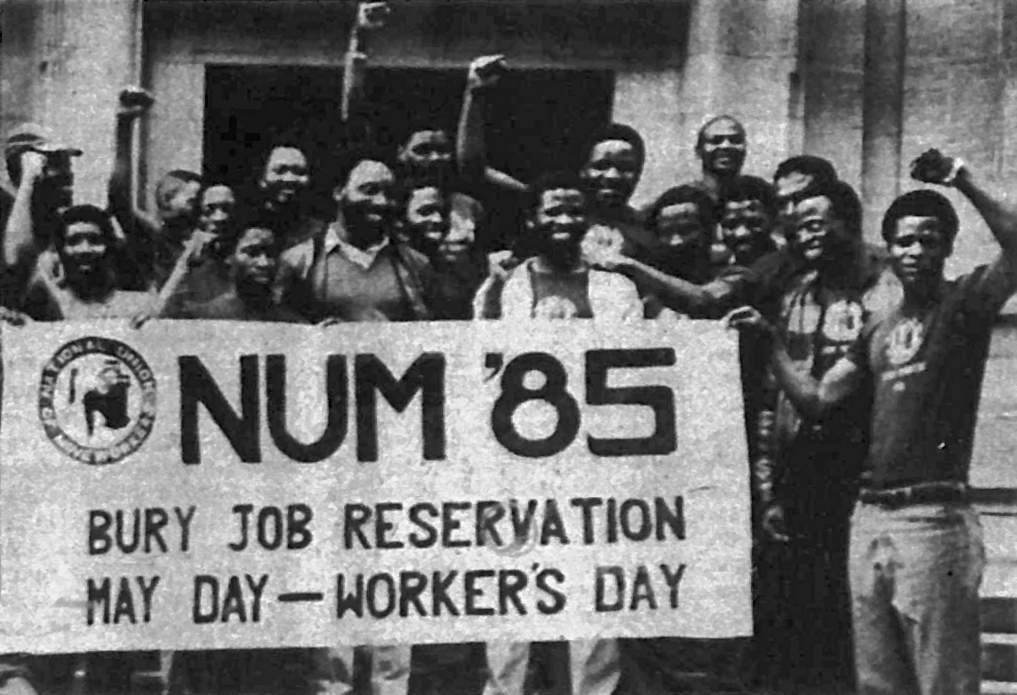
[
  {"left": 117, "top": 87, "right": 154, "bottom": 120},
  {"left": 910, "top": 148, "right": 959, "bottom": 186},
  {"left": 467, "top": 55, "right": 507, "bottom": 92},
  {"left": 20, "top": 150, "right": 47, "bottom": 181},
  {"left": 356, "top": 2, "right": 390, "bottom": 31}
]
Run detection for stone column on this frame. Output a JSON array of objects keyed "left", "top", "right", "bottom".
[
  {"left": 677, "top": 0, "right": 800, "bottom": 184},
  {"left": 1, "top": 0, "right": 143, "bottom": 204},
  {"left": 860, "top": 0, "right": 906, "bottom": 242}
]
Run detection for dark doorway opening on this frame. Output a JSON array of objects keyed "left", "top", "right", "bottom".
[{"left": 203, "top": 64, "right": 614, "bottom": 241}]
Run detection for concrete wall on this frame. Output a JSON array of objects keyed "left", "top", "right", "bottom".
[
  {"left": 799, "top": 0, "right": 1016, "bottom": 278},
  {"left": 675, "top": 0, "right": 801, "bottom": 194},
  {"left": 141, "top": 0, "right": 805, "bottom": 210},
  {"left": 5, "top": 0, "right": 1010, "bottom": 280},
  {"left": 142, "top": 0, "right": 695, "bottom": 210},
  {"left": 1, "top": 0, "right": 141, "bottom": 205}
]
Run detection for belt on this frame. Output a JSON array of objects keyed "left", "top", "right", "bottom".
[{"left": 858, "top": 481, "right": 968, "bottom": 509}]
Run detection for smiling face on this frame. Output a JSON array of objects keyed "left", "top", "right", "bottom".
[
  {"left": 399, "top": 129, "right": 453, "bottom": 179},
  {"left": 887, "top": 215, "right": 950, "bottom": 292},
  {"left": 404, "top": 185, "right": 450, "bottom": 257},
  {"left": 531, "top": 187, "right": 588, "bottom": 269},
  {"left": 791, "top": 194, "right": 853, "bottom": 267},
  {"left": 260, "top": 146, "right": 310, "bottom": 209},
  {"left": 580, "top": 139, "right": 640, "bottom": 209},
  {"left": 720, "top": 198, "right": 774, "bottom": 266},
  {"left": 697, "top": 117, "right": 746, "bottom": 177},
  {"left": 337, "top": 159, "right": 398, "bottom": 246},
  {"left": 59, "top": 220, "right": 109, "bottom": 288}
]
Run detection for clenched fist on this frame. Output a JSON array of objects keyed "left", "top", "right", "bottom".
[
  {"left": 467, "top": 55, "right": 507, "bottom": 92},
  {"left": 910, "top": 148, "right": 961, "bottom": 186}
]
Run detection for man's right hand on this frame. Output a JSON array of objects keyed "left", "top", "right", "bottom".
[
  {"left": 20, "top": 151, "right": 47, "bottom": 182},
  {"left": 761, "top": 503, "right": 789, "bottom": 543},
  {"left": 117, "top": 86, "right": 154, "bottom": 120},
  {"left": 467, "top": 55, "right": 507, "bottom": 92}
]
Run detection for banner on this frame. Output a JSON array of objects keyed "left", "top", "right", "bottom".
[{"left": 0, "top": 319, "right": 750, "bottom": 653}]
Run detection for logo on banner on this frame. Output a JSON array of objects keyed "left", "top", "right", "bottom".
[{"left": 38, "top": 337, "right": 157, "bottom": 465}]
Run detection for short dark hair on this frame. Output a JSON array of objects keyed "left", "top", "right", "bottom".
[
  {"left": 800, "top": 180, "right": 863, "bottom": 238},
  {"left": 220, "top": 215, "right": 280, "bottom": 256},
  {"left": 583, "top": 123, "right": 646, "bottom": 174},
  {"left": 646, "top": 185, "right": 717, "bottom": 232},
  {"left": 262, "top": 139, "right": 307, "bottom": 161},
  {"left": 400, "top": 173, "right": 446, "bottom": 196},
  {"left": 335, "top": 145, "right": 397, "bottom": 189},
  {"left": 720, "top": 176, "right": 777, "bottom": 220},
  {"left": 259, "top": 140, "right": 310, "bottom": 179},
  {"left": 528, "top": 171, "right": 588, "bottom": 215},
  {"left": 198, "top": 181, "right": 234, "bottom": 202},
  {"left": 773, "top": 155, "right": 838, "bottom": 189},
  {"left": 881, "top": 189, "right": 959, "bottom": 245},
  {"left": 56, "top": 205, "right": 115, "bottom": 249},
  {"left": 695, "top": 115, "right": 746, "bottom": 152},
  {"left": 401, "top": 126, "right": 451, "bottom": 147}
]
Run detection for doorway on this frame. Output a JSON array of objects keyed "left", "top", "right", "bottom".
[{"left": 203, "top": 64, "right": 615, "bottom": 239}]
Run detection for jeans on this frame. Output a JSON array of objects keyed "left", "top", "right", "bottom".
[
  {"left": 484, "top": 640, "right": 619, "bottom": 695},
  {"left": 849, "top": 500, "right": 985, "bottom": 695}
]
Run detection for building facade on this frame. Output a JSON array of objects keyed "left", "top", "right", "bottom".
[{"left": 1, "top": 0, "right": 1014, "bottom": 275}]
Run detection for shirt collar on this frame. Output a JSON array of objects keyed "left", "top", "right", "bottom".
[{"left": 324, "top": 219, "right": 391, "bottom": 270}]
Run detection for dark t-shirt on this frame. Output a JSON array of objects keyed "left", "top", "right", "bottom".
[{"left": 847, "top": 266, "right": 1000, "bottom": 488}]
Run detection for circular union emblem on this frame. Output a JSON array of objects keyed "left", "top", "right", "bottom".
[
  {"left": 822, "top": 299, "right": 864, "bottom": 343},
  {"left": 885, "top": 317, "right": 925, "bottom": 366},
  {"left": 38, "top": 337, "right": 157, "bottom": 465}
]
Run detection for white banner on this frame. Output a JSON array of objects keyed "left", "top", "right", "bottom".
[{"left": 0, "top": 319, "right": 750, "bottom": 653}]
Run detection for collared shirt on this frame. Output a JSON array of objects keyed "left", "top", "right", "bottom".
[
  {"left": 276, "top": 218, "right": 433, "bottom": 322},
  {"left": 323, "top": 223, "right": 391, "bottom": 271}
]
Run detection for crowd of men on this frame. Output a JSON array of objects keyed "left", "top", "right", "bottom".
[{"left": 0, "top": 3, "right": 1015, "bottom": 695}]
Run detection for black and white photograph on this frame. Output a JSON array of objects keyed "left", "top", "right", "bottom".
[{"left": 0, "top": 1, "right": 1015, "bottom": 694}]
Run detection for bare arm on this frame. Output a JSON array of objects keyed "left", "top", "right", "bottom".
[
  {"left": 341, "top": 2, "right": 389, "bottom": 123},
  {"left": 603, "top": 253, "right": 736, "bottom": 317},
  {"left": 727, "top": 306, "right": 863, "bottom": 420},
  {"left": 951, "top": 167, "right": 1017, "bottom": 297},
  {"left": 3, "top": 152, "right": 45, "bottom": 269},
  {"left": 108, "top": 88, "right": 160, "bottom": 239},
  {"left": 456, "top": 55, "right": 527, "bottom": 192},
  {"left": 913, "top": 149, "right": 1017, "bottom": 304}
]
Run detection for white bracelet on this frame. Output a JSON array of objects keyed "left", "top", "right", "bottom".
[{"left": 943, "top": 157, "right": 965, "bottom": 186}]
